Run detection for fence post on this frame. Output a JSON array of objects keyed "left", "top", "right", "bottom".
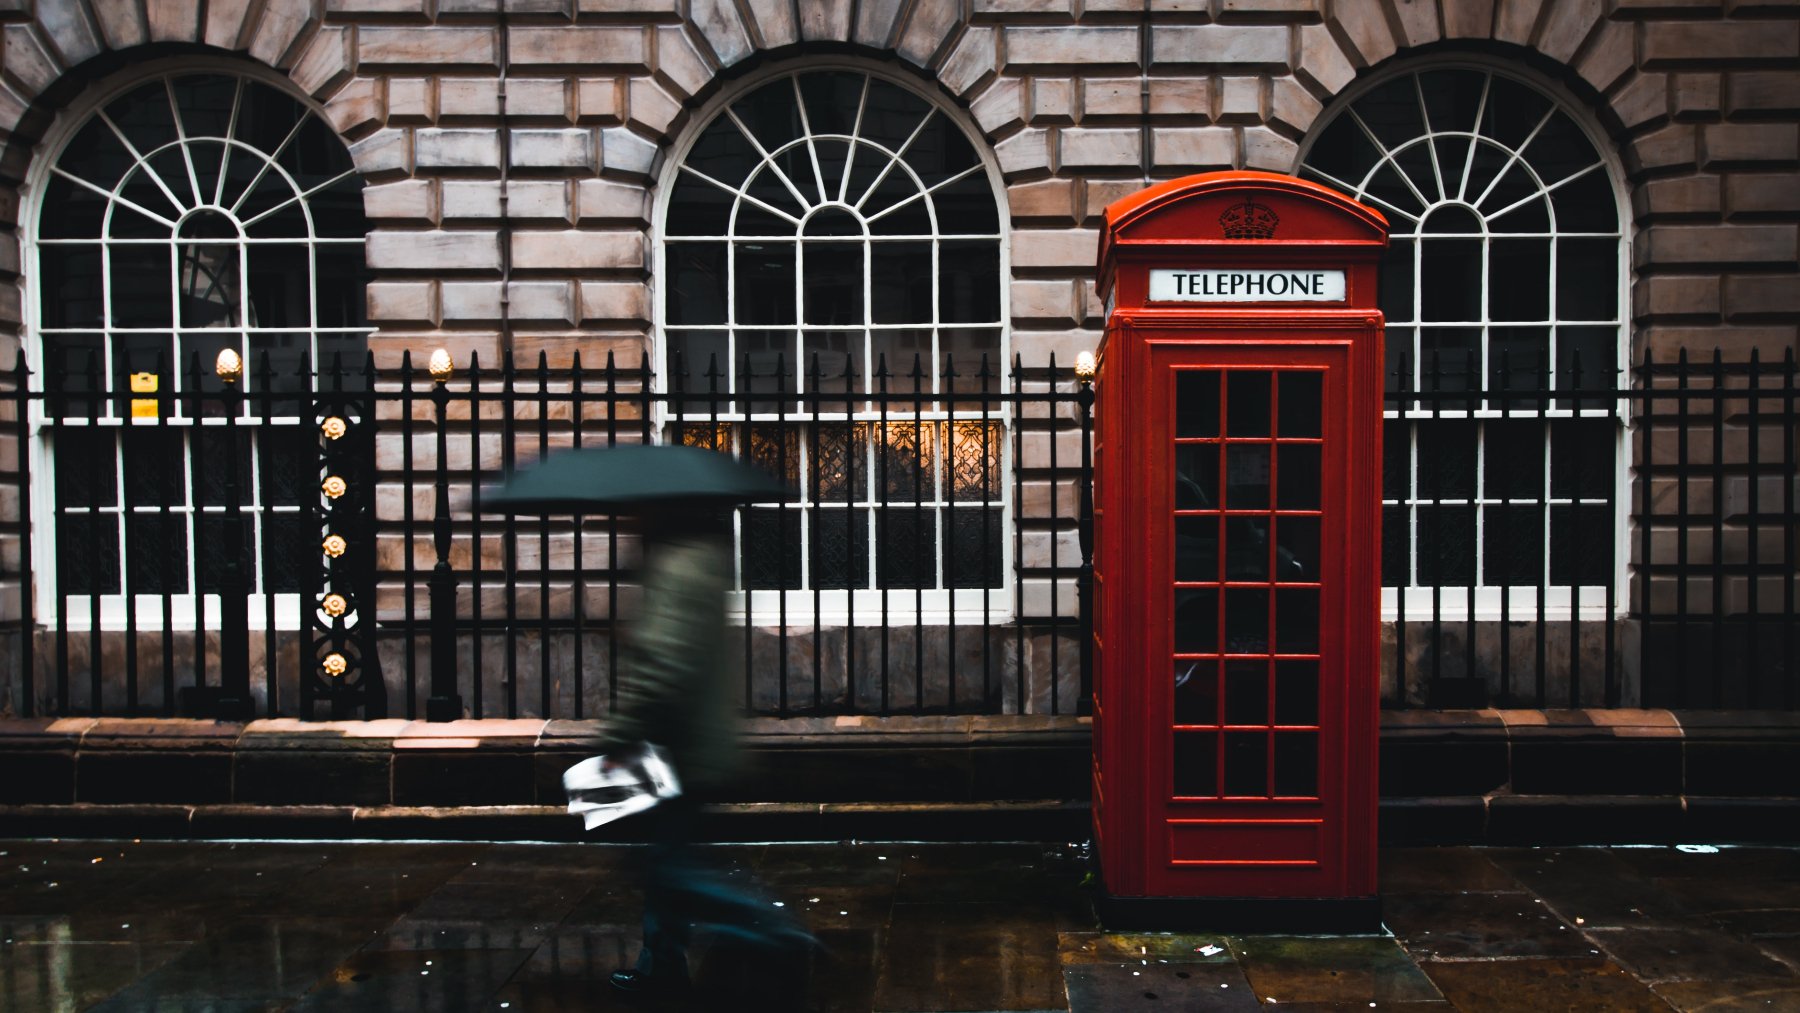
[
  {"left": 426, "top": 348, "right": 464, "bottom": 721},
  {"left": 215, "top": 348, "right": 254, "bottom": 719},
  {"left": 1074, "top": 350, "right": 1096, "bottom": 717}
]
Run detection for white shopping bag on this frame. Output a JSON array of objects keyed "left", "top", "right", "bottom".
[{"left": 562, "top": 742, "right": 683, "bottom": 830}]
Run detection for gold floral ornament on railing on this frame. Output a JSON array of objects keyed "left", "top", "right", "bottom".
[
  {"left": 322, "top": 593, "right": 348, "bottom": 618},
  {"left": 429, "top": 347, "right": 454, "bottom": 383},
  {"left": 1074, "top": 350, "right": 1096, "bottom": 385},
  {"left": 322, "top": 475, "right": 347, "bottom": 499},
  {"left": 322, "top": 533, "right": 347, "bottom": 558},
  {"left": 215, "top": 347, "right": 243, "bottom": 384},
  {"left": 322, "top": 653, "right": 347, "bottom": 678},
  {"left": 321, "top": 416, "right": 347, "bottom": 440}
]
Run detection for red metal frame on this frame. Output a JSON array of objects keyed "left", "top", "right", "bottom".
[{"left": 1092, "top": 172, "right": 1389, "bottom": 910}]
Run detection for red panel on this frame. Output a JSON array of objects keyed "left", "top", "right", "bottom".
[{"left": 1170, "top": 819, "right": 1322, "bottom": 865}]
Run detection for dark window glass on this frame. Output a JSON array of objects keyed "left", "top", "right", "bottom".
[
  {"left": 1488, "top": 240, "right": 1550, "bottom": 322},
  {"left": 1174, "top": 660, "right": 1218, "bottom": 725},
  {"left": 1273, "top": 733, "right": 1318, "bottom": 796},
  {"left": 1227, "top": 371, "right": 1272, "bottom": 437},
  {"left": 1176, "top": 371, "right": 1220, "bottom": 438},
  {"left": 1225, "top": 445, "right": 1270, "bottom": 511},
  {"left": 1224, "top": 732, "right": 1268, "bottom": 796},
  {"left": 1278, "top": 372, "right": 1322, "bottom": 437},
  {"left": 1173, "top": 732, "right": 1218, "bottom": 797},
  {"left": 1276, "top": 444, "right": 1321, "bottom": 512},
  {"left": 1225, "top": 660, "right": 1268, "bottom": 725},
  {"left": 1175, "top": 444, "right": 1219, "bottom": 512},
  {"left": 1175, "top": 517, "right": 1218, "bottom": 583},
  {"left": 1274, "top": 660, "right": 1319, "bottom": 725},
  {"left": 1174, "top": 588, "right": 1218, "bottom": 654}
]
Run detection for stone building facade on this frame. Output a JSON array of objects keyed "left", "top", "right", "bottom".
[{"left": 0, "top": 0, "right": 1793, "bottom": 719}]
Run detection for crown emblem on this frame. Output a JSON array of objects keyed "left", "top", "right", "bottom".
[{"left": 1220, "top": 199, "right": 1279, "bottom": 239}]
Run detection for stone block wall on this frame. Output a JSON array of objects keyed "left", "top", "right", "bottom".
[{"left": 0, "top": 0, "right": 1790, "bottom": 715}]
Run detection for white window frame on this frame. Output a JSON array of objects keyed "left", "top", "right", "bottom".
[
  {"left": 652, "top": 59, "right": 1015, "bottom": 624},
  {"left": 1298, "top": 56, "right": 1633, "bottom": 622},
  {"left": 23, "top": 59, "right": 369, "bottom": 631}
]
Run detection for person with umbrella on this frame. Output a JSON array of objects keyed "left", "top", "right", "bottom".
[{"left": 487, "top": 445, "right": 815, "bottom": 1005}]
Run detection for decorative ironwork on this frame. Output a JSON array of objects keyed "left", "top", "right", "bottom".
[
  {"left": 304, "top": 375, "right": 386, "bottom": 718},
  {"left": 321, "top": 417, "right": 347, "bottom": 440}
]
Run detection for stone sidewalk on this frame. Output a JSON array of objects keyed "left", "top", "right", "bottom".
[{"left": 1, "top": 838, "right": 1796, "bottom": 1011}]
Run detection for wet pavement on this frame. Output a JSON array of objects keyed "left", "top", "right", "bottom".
[{"left": 1, "top": 838, "right": 1796, "bottom": 1011}]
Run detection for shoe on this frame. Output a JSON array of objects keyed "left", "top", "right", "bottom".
[{"left": 610, "top": 969, "right": 690, "bottom": 995}]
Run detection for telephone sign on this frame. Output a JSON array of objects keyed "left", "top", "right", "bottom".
[{"left": 1090, "top": 172, "right": 1388, "bottom": 930}]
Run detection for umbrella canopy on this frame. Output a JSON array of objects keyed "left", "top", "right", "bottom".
[{"left": 482, "top": 443, "right": 788, "bottom": 513}]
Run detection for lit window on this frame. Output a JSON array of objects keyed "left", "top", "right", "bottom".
[
  {"left": 32, "top": 70, "right": 368, "bottom": 617},
  {"left": 1300, "top": 65, "right": 1624, "bottom": 616},
  {"left": 659, "top": 68, "right": 1007, "bottom": 605}
]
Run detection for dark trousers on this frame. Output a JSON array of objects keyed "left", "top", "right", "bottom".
[{"left": 634, "top": 796, "right": 813, "bottom": 985}]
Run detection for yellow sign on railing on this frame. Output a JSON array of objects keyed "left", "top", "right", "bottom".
[{"left": 129, "top": 372, "right": 158, "bottom": 419}]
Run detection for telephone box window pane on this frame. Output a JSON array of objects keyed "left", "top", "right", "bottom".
[
  {"left": 1176, "top": 371, "right": 1220, "bottom": 438},
  {"left": 1175, "top": 516, "right": 1219, "bottom": 583},
  {"left": 1225, "top": 445, "right": 1270, "bottom": 510},
  {"left": 1225, "top": 660, "right": 1268, "bottom": 725},
  {"left": 1224, "top": 588, "right": 1269, "bottom": 654},
  {"left": 1224, "top": 732, "right": 1268, "bottom": 796},
  {"left": 1276, "top": 588, "right": 1320, "bottom": 654},
  {"left": 1278, "top": 372, "right": 1322, "bottom": 437},
  {"left": 1274, "top": 734, "right": 1319, "bottom": 797},
  {"left": 1275, "top": 660, "right": 1319, "bottom": 725},
  {"left": 1173, "top": 732, "right": 1218, "bottom": 797},
  {"left": 1275, "top": 515, "right": 1320, "bottom": 583},
  {"left": 1227, "top": 372, "right": 1272, "bottom": 437},
  {"left": 1224, "top": 516, "right": 1271, "bottom": 582},
  {"left": 1174, "top": 660, "right": 1218, "bottom": 725},
  {"left": 1174, "top": 589, "right": 1218, "bottom": 654},
  {"left": 1276, "top": 444, "right": 1320, "bottom": 511},
  {"left": 1174, "top": 445, "right": 1219, "bottom": 511}
]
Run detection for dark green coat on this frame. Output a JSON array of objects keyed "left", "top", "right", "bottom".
[{"left": 597, "top": 532, "right": 740, "bottom": 795}]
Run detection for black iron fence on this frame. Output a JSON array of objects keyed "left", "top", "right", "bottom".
[
  {"left": 0, "top": 349, "right": 1093, "bottom": 720},
  {"left": 0, "top": 346, "right": 1792, "bottom": 719}
]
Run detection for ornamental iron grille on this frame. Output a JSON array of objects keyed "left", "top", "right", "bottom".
[
  {"left": 660, "top": 69, "right": 1008, "bottom": 611},
  {"left": 1299, "top": 65, "right": 1626, "bottom": 621}
]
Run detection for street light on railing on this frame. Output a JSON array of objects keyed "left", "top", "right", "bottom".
[
  {"left": 1074, "top": 349, "right": 1096, "bottom": 386},
  {"left": 215, "top": 347, "right": 243, "bottom": 384}
]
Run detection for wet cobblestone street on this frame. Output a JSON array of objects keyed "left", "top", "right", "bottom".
[{"left": 1, "top": 839, "right": 1796, "bottom": 1011}]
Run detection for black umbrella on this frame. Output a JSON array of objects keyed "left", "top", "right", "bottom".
[{"left": 482, "top": 443, "right": 788, "bottom": 513}]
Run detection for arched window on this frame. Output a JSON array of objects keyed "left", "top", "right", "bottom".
[
  {"left": 1299, "top": 64, "right": 1625, "bottom": 616},
  {"left": 31, "top": 67, "right": 368, "bottom": 619},
  {"left": 658, "top": 67, "right": 1007, "bottom": 609}
]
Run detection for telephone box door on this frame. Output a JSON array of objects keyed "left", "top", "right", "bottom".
[{"left": 1147, "top": 341, "right": 1360, "bottom": 898}]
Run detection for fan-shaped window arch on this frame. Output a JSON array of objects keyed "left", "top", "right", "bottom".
[
  {"left": 657, "top": 66, "right": 1008, "bottom": 610},
  {"left": 30, "top": 66, "right": 370, "bottom": 618},
  {"left": 1300, "top": 63, "right": 1626, "bottom": 616}
]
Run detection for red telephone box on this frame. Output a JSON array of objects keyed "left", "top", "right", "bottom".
[{"left": 1090, "top": 171, "right": 1388, "bottom": 929}]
